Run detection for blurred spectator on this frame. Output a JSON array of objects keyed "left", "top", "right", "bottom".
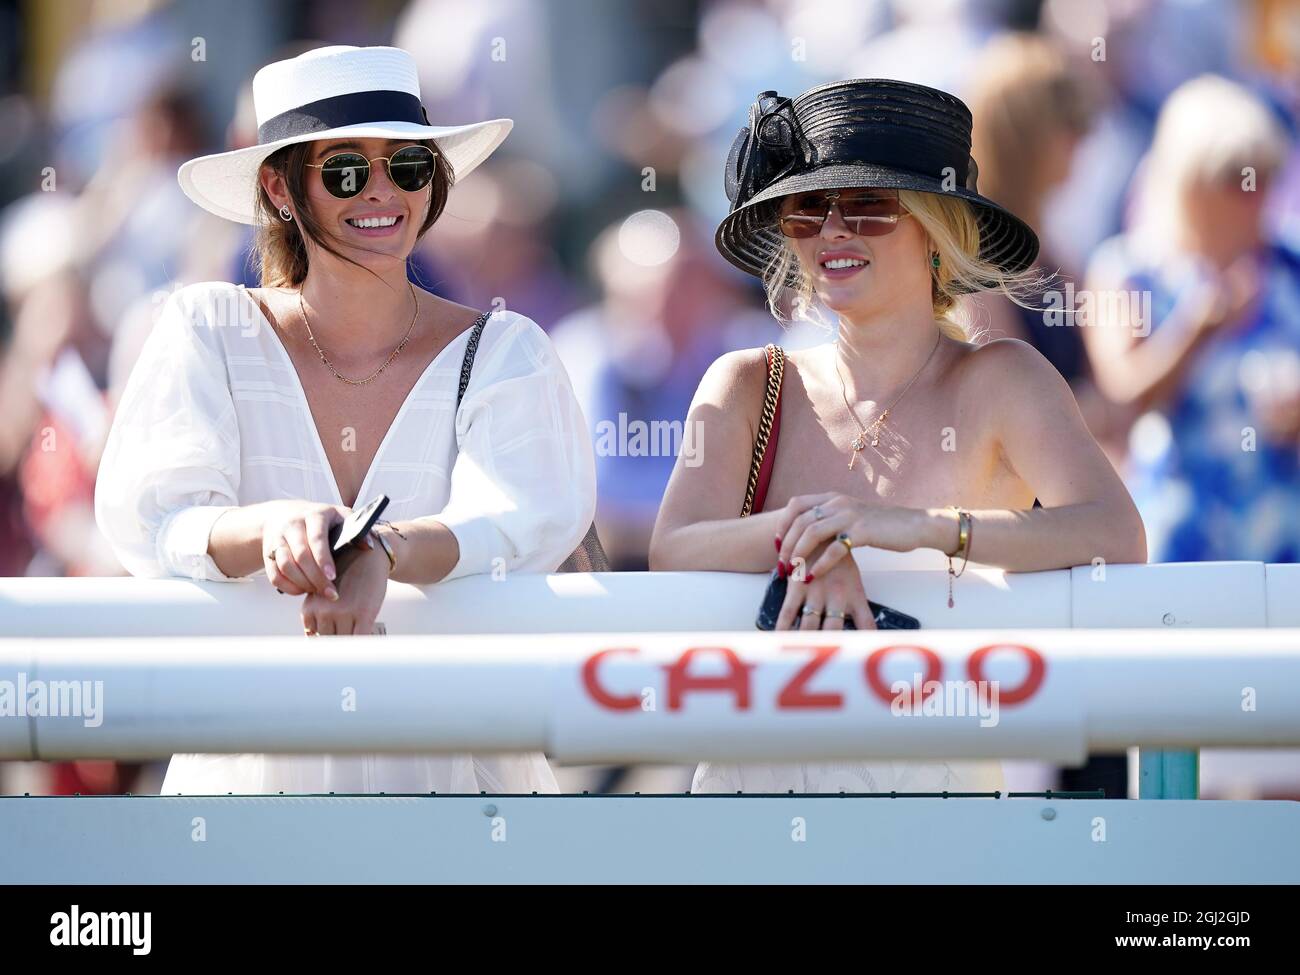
[
  {"left": 1084, "top": 74, "right": 1299, "bottom": 563},
  {"left": 964, "top": 32, "right": 1135, "bottom": 468},
  {"left": 551, "top": 208, "right": 816, "bottom": 569}
]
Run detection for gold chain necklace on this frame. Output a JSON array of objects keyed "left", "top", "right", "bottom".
[
  {"left": 834, "top": 329, "right": 942, "bottom": 469},
  {"left": 297, "top": 278, "right": 419, "bottom": 386}
]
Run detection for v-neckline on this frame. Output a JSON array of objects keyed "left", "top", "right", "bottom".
[{"left": 244, "top": 288, "right": 479, "bottom": 510}]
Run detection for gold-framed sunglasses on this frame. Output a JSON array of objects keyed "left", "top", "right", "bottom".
[
  {"left": 305, "top": 144, "right": 438, "bottom": 198},
  {"left": 778, "top": 187, "right": 910, "bottom": 238}
]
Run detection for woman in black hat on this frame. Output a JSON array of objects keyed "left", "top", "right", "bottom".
[{"left": 650, "top": 80, "right": 1147, "bottom": 794}]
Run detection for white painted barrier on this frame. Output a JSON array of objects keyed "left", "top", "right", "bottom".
[
  {"left": 1, "top": 563, "right": 1296, "bottom": 766},
  {"left": 0, "top": 560, "right": 1295, "bottom": 636},
  {"left": 2, "top": 629, "right": 1298, "bottom": 763}
]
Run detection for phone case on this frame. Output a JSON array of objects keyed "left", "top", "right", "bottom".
[
  {"left": 328, "top": 494, "right": 390, "bottom": 555},
  {"left": 755, "top": 568, "right": 920, "bottom": 630}
]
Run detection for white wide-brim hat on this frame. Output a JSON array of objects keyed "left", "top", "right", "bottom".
[{"left": 177, "top": 44, "right": 512, "bottom": 225}]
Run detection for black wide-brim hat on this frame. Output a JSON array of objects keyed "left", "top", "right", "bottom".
[{"left": 716, "top": 79, "right": 1039, "bottom": 292}]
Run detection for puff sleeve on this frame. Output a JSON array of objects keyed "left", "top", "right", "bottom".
[
  {"left": 436, "top": 311, "right": 597, "bottom": 580},
  {"left": 94, "top": 285, "right": 247, "bottom": 581}
]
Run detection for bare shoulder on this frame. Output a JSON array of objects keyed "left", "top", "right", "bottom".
[
  {"left": 699, "top": 346, "right": 773, "bottom": 405},
  {"left": 418, "top": 288, "right": 486, "bottom": 338},
  {"left": 960, "top": 337, "right": 1079, "bottom": 437},
  {"left": 964, "top": 337, "right": 1069, "bottom": 394}
]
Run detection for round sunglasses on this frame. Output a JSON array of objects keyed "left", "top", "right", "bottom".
[
  {"left": 778, "top": 188, "right": 910, "bottom": 239},
  {"left": 305, "top": 144, "right": 438, "bottom": 199}
]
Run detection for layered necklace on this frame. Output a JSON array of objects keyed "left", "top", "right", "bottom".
[
  {"left": 833, "top": 330, "right": 942, "bottom": 470},
  {"left": 297, "top": 278, "right": 420, "bottom": 385}
]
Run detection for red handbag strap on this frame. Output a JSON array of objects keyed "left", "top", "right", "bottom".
[{"left": 745, "top": 344, "right": 785, "bottom": 516}]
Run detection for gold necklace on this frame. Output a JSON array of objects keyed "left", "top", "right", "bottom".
[
  {"left": 297, "top": 279, "right": 419, "bottom": 386},
  {"left": 834, "top": 329, "right": 942, "bottom": 469}
]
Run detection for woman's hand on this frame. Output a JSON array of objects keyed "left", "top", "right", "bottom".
[
  {"left": 776, "top": 541, "right": 877, "bottom": 631},
  {"left": 302, "top": 532, "right": 389, "bottom": 636},
  {"left": 261, "top": 501, "right": 350, "bottom": 597},
  {"left": 775, "top": 494, "right": 924, "bottom": 581}
]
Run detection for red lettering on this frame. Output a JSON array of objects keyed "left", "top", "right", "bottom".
[
  {"left": 777, "top": 645, "right": 843, "bottom": 709},
  {"left": 582, "top": 647, "right": 641, "bottom": 711},
  {"left": 865, "top": 645, "right": 943, "bottom": 705},
  {"left": 966, "top": 643, "right": 1045, "bottom": 705},
  {"left": 665, "top": 646, "right": 753, "bottom": 710}
]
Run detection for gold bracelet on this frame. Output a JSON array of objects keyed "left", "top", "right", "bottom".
[
  {"left": 369, "top": 527, "right": 396, "bottom": 576},
  {"left": 944, "top": 505, "right": 970, "bottom": 558},
  {"left": 945, "top": 506, "right": 972, "bottom": 609},
  {"left": 375, "top": 518, "right": 407, "bottom": 540}
]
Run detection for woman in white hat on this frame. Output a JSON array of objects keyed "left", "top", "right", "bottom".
[{"left": 94, "top": 45, "right": 598, "bottom": 795}]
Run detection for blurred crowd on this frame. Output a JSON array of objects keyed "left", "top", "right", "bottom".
[{"left": 2, "top": 0, "right": 1299, "bottom": 798}]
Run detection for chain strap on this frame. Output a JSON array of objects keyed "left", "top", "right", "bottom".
[{"left": 742, "top": 343, "right": 784, "bottom": 517}]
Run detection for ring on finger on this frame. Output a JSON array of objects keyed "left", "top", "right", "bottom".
[
  {"left": 813, "top": 505, "right": 826, "bottom": 521},
  {"left": 800, "top": 605, "right": 823, "bottom": 617},
  {"left": 825, "top": 609, "right": 846, "bottom": 620},
  {"left": 835, "top": 532, "right": 853, "bottom": 554}
]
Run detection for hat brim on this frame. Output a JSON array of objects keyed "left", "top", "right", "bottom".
[
  {"left": 177, "top": 118, "right": 513, "bottom": 225},
  {"left": 715, "top": 163, "right": 1040, "bottom": 294}
]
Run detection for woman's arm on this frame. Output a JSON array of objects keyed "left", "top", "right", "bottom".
[
  {"left": 364, "top": 516, "right": 460, "bottom": 587},
  {"left": 400, "top": 312, "right": 596, "bottom": 585},
  {"left": 791, "top": 338, "right": 1147, "bottom": 578},
  {"left": 950, "top": 340, "right": 1146, "bottom": 569},
  {"left": 649, "top": 348, "right": 793, "bottom": 572},
  {"left": 1080, "top": 256, "right": 1258, "bottom": 412}
]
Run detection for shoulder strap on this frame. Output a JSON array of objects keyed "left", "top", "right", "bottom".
[
  {"left": 741, "top": 344, "right": 785, "bottom": 517},
  {"left": 456, "top": 311, "right": 492, "bottom": 408}
]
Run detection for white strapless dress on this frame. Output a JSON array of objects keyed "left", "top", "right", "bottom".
[{"left": 691, "top": 544, "right": 1007, "bottom": 795}]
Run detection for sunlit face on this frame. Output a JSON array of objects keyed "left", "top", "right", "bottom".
[
  {"left": 779, "top": 187, "right": 933, "bottom": 319},
  {"left": 270, "top": 137, "right": 435, "bottom": 265},
  {"left": 1181, "top": 174, "right": 1268, "bottom": 264}
]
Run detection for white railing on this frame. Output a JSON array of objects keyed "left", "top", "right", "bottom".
[
  {"left": 1, "top": 628, "right": 1299, "bottom": 762},
  {"left": 0, "top": 562, "right": 1298, "bottom": 764},
  {"left": 2, "top": 559, "right": 1298, "bottom": 636}
]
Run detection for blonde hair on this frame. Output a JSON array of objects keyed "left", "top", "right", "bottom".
[
  {"left": 762, "top": 189, "right": 1050, "bottom": 342},
  {"left": 1134, "top": 74, "right": 1288, "bottom": 253}
]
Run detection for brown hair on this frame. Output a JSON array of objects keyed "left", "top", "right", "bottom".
[
  {"left": 251, "top": 138, "right": 455, "bottom": 288},
  {"left": 965, "top": 33, "right": 1095, "bottom": 225}
]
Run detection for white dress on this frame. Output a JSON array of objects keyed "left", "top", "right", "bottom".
[
  {"left": 94, "top": 281, "right": 597, "bottom": 795},
  {"left": 691, "top": 545, "right": 1007, "bottom": 795}
]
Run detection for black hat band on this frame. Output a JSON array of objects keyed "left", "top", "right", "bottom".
[{"left": 257, "top": 89, "right": 430, "bottom": 145}]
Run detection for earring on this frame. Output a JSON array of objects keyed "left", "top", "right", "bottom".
[
  {"left": 931, "top": 252, "right": 941, "bottom": 269},
  {"left": 278, "top": 205, "right": 293, "bottom": 222}
]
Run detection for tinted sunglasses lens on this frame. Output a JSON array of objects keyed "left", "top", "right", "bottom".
[
  {"left": 779, "top": 193, "right": 834, "bottom": 238},
  {"left": 779, "top": 214, "right": 823, "bottom": 239},
  {"left": 778, "top": 190, "right": 902, "bottom": 238},
  {"left": 388, "top": 146, "right": 436, "bottom": 192},
  {"left": 840, "top": 191, "right": 901, "bottom": 235},
  {"left": 320, "top": 153, "right": 369, "bottom": 198}
]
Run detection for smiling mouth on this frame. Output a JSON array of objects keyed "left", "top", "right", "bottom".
[
  {"left": 345, "top": 215, "right": 403, "bottom": 229},
  {"left": 820, "top": 256, "right": 869, "bottom": 270}
]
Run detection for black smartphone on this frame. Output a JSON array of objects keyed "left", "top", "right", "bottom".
[
  {"left": 755, "top": 568, "right": 920, "bottom": 630},
  {"left": 328, "top": 494, "right": 390, "bottom": 557}
]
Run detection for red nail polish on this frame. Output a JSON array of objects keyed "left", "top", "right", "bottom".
[
  {"left": 777, "top": 561, "right": 787, "bottom": 578},
  {"left": 805, "top": 573, "right": 816, "bottom": 583},
  {"left": 774, "top": 536, "right": 782, "bottom": 552}
]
